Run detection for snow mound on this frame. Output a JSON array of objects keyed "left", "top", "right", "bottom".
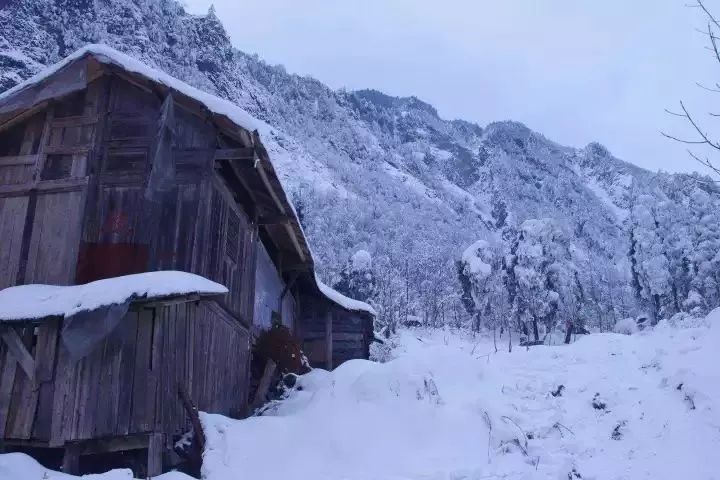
[
  {"left": 0, "top": 271, "right": 227, "bottom": 321},
  {"left": 613, "top": 316, "right": 638, "bottom": 335},
  {"left": 0, "top": 452, "right": 189, "bottom": 479}
]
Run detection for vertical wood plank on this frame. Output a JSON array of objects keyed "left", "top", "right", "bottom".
[
  {"left": 325, "top": 309, "right": 333, "bottom": 370},
  {"left": 0, "top": 348, "right": 17, "bottom": 439},
  {"left": 147, "top": 432, "right": 164, "bottom": 477},
  {"left": 33, "top": 318, "right": 60, "bottom": 441},
  {"left": 116, "top": 312, "right": 138, "bottom": 435}
]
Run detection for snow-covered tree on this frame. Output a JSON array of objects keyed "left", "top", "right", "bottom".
[{"left": 333, "top": 250, "right": 377, "bottom": 304}]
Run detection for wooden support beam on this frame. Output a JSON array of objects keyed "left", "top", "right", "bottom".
[
  {"left": 0, "top": 327, "right": 36, "bottom": 381},
  {"left": 147, "top": 433, "right": 164, "bottom": 478},
  {"left": 257, "top": 214, "right": 293, "bottom": 226},
  {"left": 62, "top": 443, "right": 81, "bottom": 475},
  {"left": 251, "top": 360, "right": 277, "bottom": 412},
  {"left": 78, "top": 434, "right": 150, "bottom": 456},
  {"left": 0, "top": 155, "right": 38, "bottom": 167},
  {"left": 0, "top": 101, "right": 49, "bottom": 134},
  {"left": 214, "top": 148, "right": 255, "bottom": 161},
  {"left": 281, "top": 263, "right": 312, "bottom": 273},
  {"left": 325, "top": 310, "right": 333, "bottom": 371}
]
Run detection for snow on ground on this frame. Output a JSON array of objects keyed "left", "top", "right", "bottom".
[
  {"left": 2, "top": 311, "right": 718, "bottom": 479},
  {"left": 202, "top": 312, "right": 720, "bottom": 480},
  {"left": 0, "top": 271, "right": 227, "bottom": 321},
  {"left": 0, "top": 452, "right": 190, "bottom": 479}
]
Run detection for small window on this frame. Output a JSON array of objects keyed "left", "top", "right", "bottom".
[
  {"left": 104, "top": 148, "right": 147, "bottom": 172},
  {"left": 0, "top": 122, "right": 25, "bottom": 156},
  {"left": 41, "top": 154, "right": 74, "bottom": 180},
  {"left": 109, "top": 118, "right": 152, "bottom": 140},
  {"left": 226, "top": 209, "right": 240, "bottom": 263},
  {"left": 54, "top": 91, "right": 86, "bottom": 118}
]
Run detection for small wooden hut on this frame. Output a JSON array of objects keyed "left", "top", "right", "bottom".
[{"left": 0, "top": 44, "right": 375, "bottom": 476}]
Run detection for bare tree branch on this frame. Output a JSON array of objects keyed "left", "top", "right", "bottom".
[
  {"left": 665, "top": 1, "right": 720, "bottom": 178},
  {"left": 688, "top": 149, "right": 720, "bottom": 176},
  {"left": 696, "top": 0, "right": 720, "bottom": 30}
]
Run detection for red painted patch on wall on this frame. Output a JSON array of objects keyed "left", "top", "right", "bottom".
[{"left": 76, "top": 242, "right": 149, "bottom": 284}]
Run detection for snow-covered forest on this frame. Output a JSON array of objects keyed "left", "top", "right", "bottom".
[{"left": 2, "top": 0, "right": 719, "bottom": 338}]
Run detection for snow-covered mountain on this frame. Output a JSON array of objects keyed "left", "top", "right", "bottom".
[{"left": 2, "top": 0, "right": 717, "bottom": 327}]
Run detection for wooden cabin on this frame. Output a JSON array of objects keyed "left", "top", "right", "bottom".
[{"left": 0, "top": 45, "right": 375, "bottom": 476}]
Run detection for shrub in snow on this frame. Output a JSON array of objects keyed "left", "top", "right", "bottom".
[
  {"left": 253, "top": 324, "right": 310, "bottom": 375},
  {"left": 613, "top": 317, "right": 638, "bottom": 335}
]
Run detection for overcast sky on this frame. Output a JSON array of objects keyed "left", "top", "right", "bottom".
[{"left": 184, "top": 0, "right": 718, "bottom": 175}]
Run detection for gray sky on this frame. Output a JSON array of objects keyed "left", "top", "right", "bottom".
[{"left": 184, "top": 0, "right": 718, "bottom": 175}]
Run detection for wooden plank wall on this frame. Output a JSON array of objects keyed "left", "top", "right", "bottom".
[
  {"left": 331, "top": 310, "right": 372, "bottom": 367},
  {"left": 196, "top": 176, "right": 258, "bottom": 325},
  {"left": 0, "top": 82, "right": 104, "bottom": 289},
  {"left": 298, "top": 295, "right": 372, "bottom": 369},
  {"left": 0, "top": 300, "right": 252, "bottom": 446},
  {"left": 0, "top": 320, "right": 61, "bottom": 441},
  {"left": 297, "top": 295, "right": 329, "bottom": 368}
]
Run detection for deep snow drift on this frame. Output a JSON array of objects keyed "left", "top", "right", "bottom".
[
  {"left": 2, "top": 311, "right": 718, "bottom": 479},
  {"left": 201, "top": 311, "right": 719, "bottom": 480}
]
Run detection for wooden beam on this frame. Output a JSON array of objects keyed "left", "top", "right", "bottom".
[
  {"left": 78, "top": 434, "right": 150, "bottom": 455},
  {"left": 214, "top": 148, "right": 255, "bottom": 161},
  {"left": 0, "top": 326, "right": 36, "bottom": 381},
  {"left": 325, "top": 310, "right": 333, "bottom": 370},
  {"left": 0, "top": 102, "right": 49, "bottom": 134},
  {"left": 0, "top": 176, "right": 88, "bottom": 198},
  {"left": 281, "top": 263, "right": 312, "bottom": 273},
  {"left": 0, "top": 155, "right": 38, "bottom": 167},
  {"left": 50, "top": 114, "right": 99, "bottom": 128},
  {"left": 251, "top": 133, "right": 307, "bottom": 263},
  {"left": 257, "top": 214, "right": 293, "bottom": 226},
  {"left": 62, "top": 444, "right": 81, "bottom": 475},
  {"left": 147, "top": 433, "right": 164, "bottom": 477},
  {"left": 251, "top": 360, "right": 277, "bottom": 412}
]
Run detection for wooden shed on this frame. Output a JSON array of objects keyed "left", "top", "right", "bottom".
[{"left": 0, "top": 45, "right": 375, "bottom": 475}]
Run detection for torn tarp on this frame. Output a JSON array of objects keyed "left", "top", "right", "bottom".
[
  {"left": 60, "top": 299, "right": 131, "bottom": 360},
  {"left": 145, "top": 93, "right": 177, "bottom": 203}
]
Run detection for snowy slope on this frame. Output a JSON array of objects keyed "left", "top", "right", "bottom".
[{"left": 198, "top": 315, "right": 720, "bottom": 480}]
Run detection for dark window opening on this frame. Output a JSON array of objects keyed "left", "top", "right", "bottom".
[
  {"left": 104, "top": 148, "right": 147, "bottom": 172},
  {"left": 0, "top": 122, "right": 26, "bottom": 156},
  {"left": 109, "top": 119, "right": 152, "bottom": 140},
  {"left": 41, "top": 154, "right": 74, "bottom": 180},
  {"left": 54, "top": 91, "right": 86, "bottom": 118},
  {"left": 226, "top": 209, "right": 240, "bottom": 263}
]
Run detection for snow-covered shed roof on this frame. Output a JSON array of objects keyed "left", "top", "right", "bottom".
[
  {"left": 0, "top": 271, "right": 227, "bottom": 322},
  {"left": 0, "top": 44, "right": 375, "bottom": 318},
  {"left": 316, "top": 276, "right": 377, "bottom": 316}
]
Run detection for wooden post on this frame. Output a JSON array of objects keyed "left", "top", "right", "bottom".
[
  {"left": 62, "top": 443, "right": 81, "bottom": 475},
  {"left": 147, "top": 433, "right": 164, "bottom": 478},
  {"left": 251, "top": 360, "right": 277, "bottom": 412},
  {"left": 325, "top": 309, "right": 333, "bottom": 370}
]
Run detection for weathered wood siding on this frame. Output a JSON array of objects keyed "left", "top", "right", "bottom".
[
  {"left": 0, "top": 300, "right": 250, "bottom": 446},
  {"left": 298, "top": 294, "right": 372, "bottom": 369},
  {"left": 331, "top": 310, "right": 371, "bottom": 366}
]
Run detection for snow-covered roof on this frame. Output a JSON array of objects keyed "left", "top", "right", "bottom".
[
  {"left": 0, "top": 44, "right": 264, "bottom": 133},
  {"left": 0, "top": 271, "right": 228, "bottom": 322},
  {"left": 316, "top": 275, "right": 377, "bottom": 316}
]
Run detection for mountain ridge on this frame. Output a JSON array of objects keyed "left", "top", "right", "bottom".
[{"left": 1, "top": 0, "right": 717, "bottom": 327}]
